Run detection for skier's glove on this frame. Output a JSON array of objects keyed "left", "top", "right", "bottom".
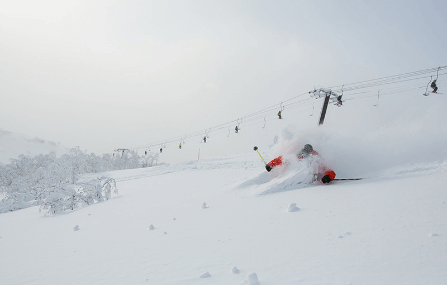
[
  {"left": 322, "top": 175, "right": 332, "bottom": 184},
  {"left": 265, "top": 165, "right": 272, "bottom": 172}
]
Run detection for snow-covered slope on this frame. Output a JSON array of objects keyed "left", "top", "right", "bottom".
[
  {"left": 1, "top": 154, "right": 446, "bottom": 285},
  {"left": 0, "top": 128, "right": 68, "bottom": 164},
  {"left": 1, "top": 86, "right": 446, "bottom": 284}
]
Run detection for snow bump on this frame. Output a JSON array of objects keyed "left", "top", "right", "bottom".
[
  {"left": 199, "top": 272, "right": 211, "bottom": 278},
  {"left": 287, "top": 203, "right": 299, "bottom": 212},
  {"left": 337, "top": 232, "right": 352, "bottom": 238},
  {"left": 247, "top": 272, "right": 260, "bottom": 285}
]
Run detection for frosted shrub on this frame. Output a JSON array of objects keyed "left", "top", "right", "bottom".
[
  {"left": 39, "top": 177, "right": 118, "bottom": 215},
  {"left": 0, "top": 147, "right": 154, "bottom": 214}
]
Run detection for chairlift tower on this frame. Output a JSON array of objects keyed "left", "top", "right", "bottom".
[
  {"left": 115, "top": 148, "right": 130, "bottom": 156},
  {"left": 309, "top": 88, "right": 343, "bottom": 125}
]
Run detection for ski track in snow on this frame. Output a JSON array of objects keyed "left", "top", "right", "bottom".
[{"left": 238, "top": 165, "right": 315, "bottom": 196}]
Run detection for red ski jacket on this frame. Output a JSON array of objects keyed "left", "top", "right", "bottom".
[
  {"left": 267, "top": 153, "right": 336, "bottom": 180},
  {"left": 267, "top": 156, "right": 283, "bottom": 168},
  {"left": 321, "top": 168, "right": 336, "bottom": 180}
]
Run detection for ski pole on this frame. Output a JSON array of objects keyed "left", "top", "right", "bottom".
[
  {"left": 333, "top": 178, "right": 363, "bottom": 181},
  {"left": 253, "top": 146, "right": 267, "bottom": 165}
]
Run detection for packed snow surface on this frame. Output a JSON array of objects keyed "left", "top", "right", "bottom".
[{"left": 1, "top": 153, "right": 446, "bottom": 285}]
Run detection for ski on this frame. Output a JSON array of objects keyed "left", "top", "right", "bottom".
[
  {"left": 424, "top": 92, "right": 443, "bottom": 96},
  {"left": 333, "top": 178, "right": 363, "bottom": 181}
]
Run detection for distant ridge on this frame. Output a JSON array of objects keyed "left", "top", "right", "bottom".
[{"left": 0, "top": 128, "right": 68, "bottom": 164}]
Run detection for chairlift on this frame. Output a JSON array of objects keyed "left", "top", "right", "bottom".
[
  {"left": 235, "top": 118, "right": 242, "bottom": 133},
  {"left": 277, "top": 102, "right": 285, "bottom": 119},
  {"left": 432, "top": 66, "right": 441, "bottom": 94},
  {"left": 423, "top": 76, "right": 433, "bottom": 96},
  {"left": 424, "top": 67, "right": 442, "bottom": 96},
  {"left": 335, "top": 85, "right": 344, "bottom": 107},
  {"left": 374, "top": 90, "right": 380, "bottom": 107}
]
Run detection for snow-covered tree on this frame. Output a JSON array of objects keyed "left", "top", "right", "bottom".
[
  {"left": 0, "top": 147, "right": 156, "bottom": 214},
  {"left": 141, "top": 151, "right": 159, "bottom": 168},
  {"left": 39, "top": 177, "right": 117, "bottom": 215}
]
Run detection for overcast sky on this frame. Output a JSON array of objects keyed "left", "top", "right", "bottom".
[{"left": 1, "top": 0, "right": 446, "bottom": 154}]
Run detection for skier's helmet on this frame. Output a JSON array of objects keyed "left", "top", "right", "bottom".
[{"left": 303, "top": 144, "right": 313, "bottom": 155}]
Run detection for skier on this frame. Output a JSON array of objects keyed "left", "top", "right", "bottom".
[
  {"left": 431, "top": 80, "right": 438, "bottom": 93},
  {"left": 297, "top": 144, "right": 336, "bottom": 183},
  {"left": 278, "top": 110, "right": 282, "bottom": 119},
  {"left": 235, "top": 126, "right": 239, "bottom": 133},
  {"left": 297, "top": 144, "right": 318, "bottom": 159},
  {"left": 265, "top": 144, "right": 336, "bottom": 184},
  {"left": 145, "top": 151, "right": 147, "bottom": 155},
  {"left": 160, "top": 148, "right": 163, "bottom": 153},
  {"left": 179, "top": 143, "right": 182, "bottom": 149},
  {"left": 203, "top": 136, "right": 207, "bottom": 143}
]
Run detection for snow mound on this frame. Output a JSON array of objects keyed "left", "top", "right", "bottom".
[
  {"left": 199, "top": 272, "right": 211, "bottom": 278},
  {"left": 247, "top": 272, "right": 260, "bottom": 285},
  {"left": 287, "top": 203, "right": 299, "bottom": 212}
]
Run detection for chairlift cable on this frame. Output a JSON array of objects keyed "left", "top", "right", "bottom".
[{"left": 132, "top": 65, "right": 446, "bottom": 151}]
